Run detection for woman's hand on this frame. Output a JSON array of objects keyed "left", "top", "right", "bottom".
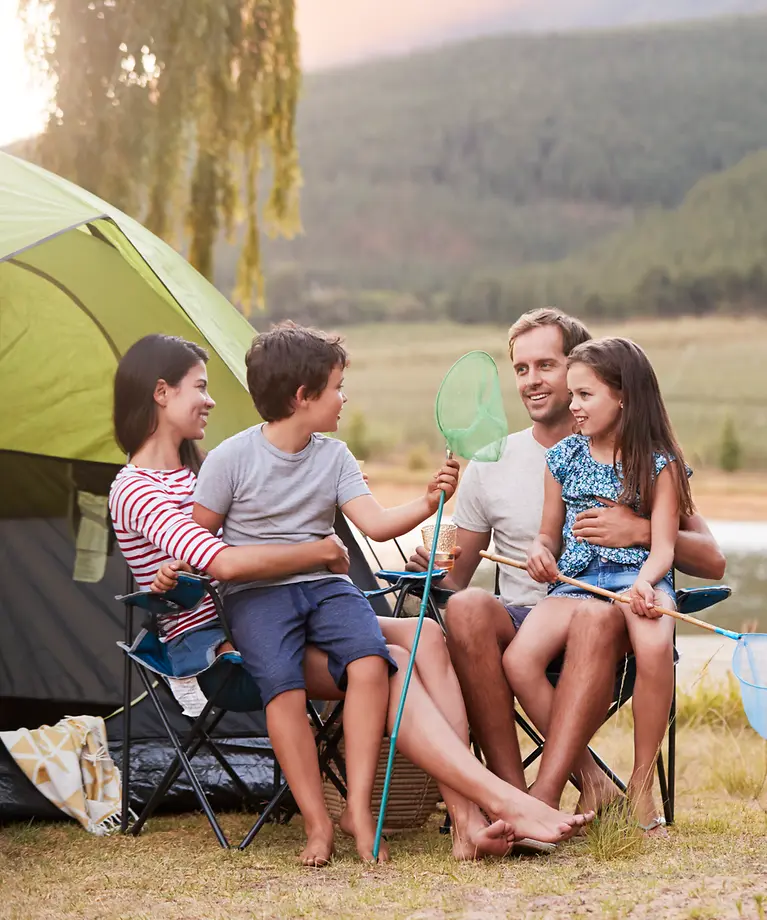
[
  {"left": 151, "top": 560, "right": 192, "bottom": 594},
  {"left": 425, "top": 458, "right": 460, "bottom": 512},
  {"left": 527, "top": 539, "right": 560, "bottom": 584},
  {"left": 628, "top": 580, "right": 661, "bottom": 618}
]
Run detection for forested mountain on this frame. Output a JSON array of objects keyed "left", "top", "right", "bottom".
[
  {"left": 297, "top": 1, "right": 767, "bottom": 71},
  {"left": 228, "top": 13, "right": 767, "bottom": 318}
]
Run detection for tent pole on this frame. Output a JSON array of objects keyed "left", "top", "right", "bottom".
[{"left": 120, "top": 564, "right": 135, "bottom": 833}]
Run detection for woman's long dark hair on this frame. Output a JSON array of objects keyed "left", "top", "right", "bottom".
[
  {"left": 567, "top": 337, "right": 694, "bottom": 518},
  {"left": 114, "top": 335, "right": 209, "bottom": 474}
]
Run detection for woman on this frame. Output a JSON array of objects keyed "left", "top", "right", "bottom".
[{"left": 109, "top": 333, "right": 590, "bottom": 862}]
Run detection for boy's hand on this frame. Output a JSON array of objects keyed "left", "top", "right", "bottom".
[
  {"left": 526, "top": 540, "right": 559, "bottom": 584},
  {"left": 628, "top": 580, "right": 661, "bottom": 618},
  {"left": 321, "top": 534, "right": 350, "bottom": 575},
  {"left": 151, "top": 560, "right": 192, "bottom": 594},
  {"left": 425, "top": 458, "right": 460, "bottom": 511}
]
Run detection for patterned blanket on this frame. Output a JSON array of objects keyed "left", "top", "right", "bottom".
[{"left": 1, "top": 715, "right": 123, "bottom": 834}]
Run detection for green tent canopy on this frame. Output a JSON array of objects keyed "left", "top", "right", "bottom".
[{"left": 0, "top": 151, "right": 256, "bottom": 466}]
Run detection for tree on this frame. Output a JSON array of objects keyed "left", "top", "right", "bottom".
[
  {"left": 20, "top": 0, "right": 301, "bottom": 309},
  {"left": 720, "top": 417, "right": 742, "bottom": 473}
]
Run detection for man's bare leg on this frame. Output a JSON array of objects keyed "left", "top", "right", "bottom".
[
  {"left": 530, "top": 602, "right": 631, "bottom": 810},
  {"left": 504, "top": 599, "right": 625, "bottom": 812},
  {"left": 444, "top": 588, "right": 526, "bottom": 788}
]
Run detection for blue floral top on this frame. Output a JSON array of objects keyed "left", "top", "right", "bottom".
[{"left": 545, "top": 434, "right": 690, "bottom": 578}]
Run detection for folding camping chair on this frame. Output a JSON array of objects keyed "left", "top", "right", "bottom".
[{"left": 117, "top": 572, "right": 347, "bottom": 849}]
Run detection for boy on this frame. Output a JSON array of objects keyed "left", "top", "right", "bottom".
[{"left": 193, "top": 322, "right": 458, "bottom": 865}]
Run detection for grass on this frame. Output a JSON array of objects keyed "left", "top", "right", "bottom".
[
  {"left": 2, "top": 695, "right": 767, "bottom": 920},
  {"left": 338, "top": 316, "right": 767, "bottom": 471}
]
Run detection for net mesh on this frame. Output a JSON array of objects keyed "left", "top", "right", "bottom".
[
  {"left": 732, "top": 634, "right": 767, "bottom": 739},
  {"left": 434, "top": 351, "right": 509, "bottom": 462}
]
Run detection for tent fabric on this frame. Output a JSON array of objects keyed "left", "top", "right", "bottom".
[{"left": 0, "top": 153, "right": 257, "bottom": 464}]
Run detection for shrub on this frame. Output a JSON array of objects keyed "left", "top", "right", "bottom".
[{"left": 720, "top": 416, "right": 742, "bottom": 472}]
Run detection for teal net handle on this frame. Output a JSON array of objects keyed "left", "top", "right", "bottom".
[{"left": 372, "top": 474, "right": 448, "bottom": 860}]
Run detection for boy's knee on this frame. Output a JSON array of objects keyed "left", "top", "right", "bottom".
[{"left": 445, "top": 588, "right": 501, "bottom": 650}]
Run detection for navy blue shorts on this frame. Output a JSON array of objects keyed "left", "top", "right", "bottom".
[
  {"left": 548, "top": 558, "right": 676, "bottom": 604},
  {"left": 224, "top": 577, "right": 398, "bottom": 706}
]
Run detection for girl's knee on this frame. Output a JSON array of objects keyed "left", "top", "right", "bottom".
[{"left": 416, "top": 617, "right": 448, "bottom": 659}]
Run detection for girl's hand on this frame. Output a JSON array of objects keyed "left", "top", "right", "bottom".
[
  {"left": 425, "top": 457, "right": 460, "bottom": 511},
  {"left": 151, "top": 560, "right": 192, "bottom": 594},
  {"left": 527, "top": 540, "right": 560, "bottom": 584},
  {"left": 628, "top": 580, "right": 661, "bottom": 618}
]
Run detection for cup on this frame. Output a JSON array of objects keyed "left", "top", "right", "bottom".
[{"left": 421, "top": 521, "right": 458, "bottom": 572}]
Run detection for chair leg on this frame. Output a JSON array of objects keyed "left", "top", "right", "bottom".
[
  {"left": 133, "top": 706, "right": 229, "bottom": 831},
  {"left": 131, "top": 670, "right": 230, "bottom": 848},
  {"left": 198, "top": 732, "right": 263, "bottom": 810}
]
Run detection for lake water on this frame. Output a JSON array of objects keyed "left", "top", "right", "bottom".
[{"left": 362, "top": 519, "right": 767, "bottom": 687}]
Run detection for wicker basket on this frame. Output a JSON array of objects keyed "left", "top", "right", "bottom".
[{"left": 322, "top": 737, "right": 441, "bottom": 833}]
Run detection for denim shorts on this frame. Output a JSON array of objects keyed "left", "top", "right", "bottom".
[
  {"left": 224, "top": 577, "right": 398, "bottom": 707},
  {"left": 548, "top": 557, "right": 675, "bottom": 604},
  {"left": 164, "top": 623, "right": 229, "bottom": 678}
]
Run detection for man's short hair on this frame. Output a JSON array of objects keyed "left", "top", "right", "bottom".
[
  {"left": 245, "top": 321, "right": 348, "bottom": 422},
  {"left": 508, "top": 307, "right": 592, "bottom": 360}
]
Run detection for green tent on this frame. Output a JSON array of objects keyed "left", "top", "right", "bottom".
[
  {"left": 0, "top": 151, "right": 255, "bottom": 466},
  {"left": 0, "top": 151, "right": 262, "bottom": 741}
]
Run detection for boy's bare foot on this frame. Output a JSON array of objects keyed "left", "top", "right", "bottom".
[
  {"left": 299, "top": 820, "right": 335, "bottom": 867},
  {"left": 495, "top": 790, "right": 594, "bottom": 843},
  {"left": 452, "top": 817, "right": 515, "bottom": 860},
  {"left": 339, "top": 807, "right": 390, "bottom": 863}
]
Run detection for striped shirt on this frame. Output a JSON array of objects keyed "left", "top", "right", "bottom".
[{"left": 109, "top": 465, "right": 227, "bottom": 640}]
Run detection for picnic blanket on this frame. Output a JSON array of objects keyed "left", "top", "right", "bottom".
[{"left": 0, "top": 715, "right": 123, "bottom": 834}]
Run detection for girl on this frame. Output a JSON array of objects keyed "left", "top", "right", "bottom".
[
  {"left": 503, "top": 336, "right": 693, "bottom": 836},
  {"left": 109, "top": 333, "right": 590, "bottom": 863}
]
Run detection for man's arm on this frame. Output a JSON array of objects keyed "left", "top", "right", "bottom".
[{"left": 571, "top": 502, "right": 725, "bottom": 580}]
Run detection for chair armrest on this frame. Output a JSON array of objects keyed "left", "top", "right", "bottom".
[
  {"left": 370, "top": 569, "right": 454, "bottom": 607},
  {"left": 676, "top": 585, "right": 732, "bottom": 616},
  {"left": 115, "top": 572, "right": 210, "bottom": 615}
]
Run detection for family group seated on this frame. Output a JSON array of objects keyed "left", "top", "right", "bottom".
[{"left": 108, "top": 308, "right": 726, "bottom": 865}]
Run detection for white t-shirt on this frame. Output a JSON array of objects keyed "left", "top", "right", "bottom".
[{"left": 452, "top": 427, "right": 548, "bottom": 608}]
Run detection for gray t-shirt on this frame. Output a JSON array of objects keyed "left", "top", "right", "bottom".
[{"left": 194, "top": 424, "right": 370, "bottom": 594}]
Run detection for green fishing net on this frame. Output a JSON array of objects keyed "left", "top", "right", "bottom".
[{"left": 435, "top": 351, "right": 509, "bottom": 462}]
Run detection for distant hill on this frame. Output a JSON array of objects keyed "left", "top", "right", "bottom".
[
  {"left": 243, "top": 14, "right": 767, "bottom": 302},
  {"left": 297, "top": 1, "right": 767, "bottom": 71},
  {"left": 498, "top": 148, "right": 767, "bottom": 317}
]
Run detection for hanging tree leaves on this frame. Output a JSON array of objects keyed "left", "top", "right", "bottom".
[{"left": 19, "top": 0, "right": 301, "bottom": 310}]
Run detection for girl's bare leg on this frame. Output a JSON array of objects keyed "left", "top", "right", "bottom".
[{"left": 621, "top": 593, "right": 676, "bottom": 837}]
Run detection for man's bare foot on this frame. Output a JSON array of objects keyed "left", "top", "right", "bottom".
[
  {"left": 299, "top": 820, "right": 335, "bottom": 867},
  {"left": 452, "top": 817, "right": 515, "bottom": 860},
  {"left": 339, "top": 807, "right": 389, "bottom": 863},
  {"left": 495, "top": 790, "right": 594, "bottom": 843},
  {"left": 576, "top": 772, "right": 624, "bottom": 816}
]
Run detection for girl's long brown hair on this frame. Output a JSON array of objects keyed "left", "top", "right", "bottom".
[
  {"left": 567, "top": 337, "right": 694, "bottom": 518},
  {"left": 114, "top": 335, "right": 209, "bottom": 474}
]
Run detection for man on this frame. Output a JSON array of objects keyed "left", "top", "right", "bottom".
[{"left": 409, "top": 308, "right": 726, "bottom": 814}]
